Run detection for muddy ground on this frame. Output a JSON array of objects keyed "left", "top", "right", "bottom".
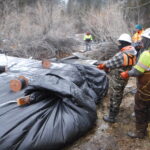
[{"left": 64, "top": 78, "right": 150, "bottom": 150}]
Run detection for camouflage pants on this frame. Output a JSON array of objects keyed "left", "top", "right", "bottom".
[{"left": 108, "top": 69, "right": 129, "bottom": 118}]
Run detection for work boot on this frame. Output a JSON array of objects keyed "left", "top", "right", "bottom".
[
  {"left": 103, "top": 115, "right": 116, "bottom": 123},
  {"left": 17, "top": 95, "right": 30, "bottom": 106},
  {"left": 127, "top": 123, "right": 147, "bottom": 139},
  {"left": 127, "top": 131, "right": 146, "bottom": 139}
]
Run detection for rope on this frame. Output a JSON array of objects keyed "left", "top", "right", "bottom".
[{"left": 0, "top": 101, "right": 16, "bottom": 108}]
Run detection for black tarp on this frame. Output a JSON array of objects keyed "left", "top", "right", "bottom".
[{"left": 0, "top": 54, "right": 108, "bottom": 150}]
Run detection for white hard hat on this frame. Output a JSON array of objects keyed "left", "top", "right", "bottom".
[
  {"left": 118, "top": 33, "right": 132, "bottom": 43},
  {"left": 141, "top": 28, "right": 150, "bottom": 39}
]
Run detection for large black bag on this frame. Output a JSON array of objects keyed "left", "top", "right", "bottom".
[{"left": 0, "top": 64, "right": 108, "bottom": 150}]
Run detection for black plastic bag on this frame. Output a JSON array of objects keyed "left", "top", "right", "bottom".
[{"left": 0, "top": 64, "right": 108, "bottom": 150}]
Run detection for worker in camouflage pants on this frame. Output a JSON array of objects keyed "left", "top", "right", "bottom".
[
  {"left": 108, "top": 68, "right": 130, "bottom": 120},
  {"left": 97, "top": 33, "right": 137, "bottom": 123}
]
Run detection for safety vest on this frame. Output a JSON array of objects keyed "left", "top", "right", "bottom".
[
  {"left": 134, "top": 50, "right": 150, "bottom": 100},
  {"left": 121, "top": 46, "right": 136, "bottom": 66},
  {"left": 84, "top": 35, "right": 93, "bottom": 41},
  {"left": 134, "top": 50, "right": 150, "bottom": 72},
  {"left": 132, "top": 30, "right": 144, "bottom": 43}
]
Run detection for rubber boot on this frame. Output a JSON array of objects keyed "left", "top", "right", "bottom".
[
  {"left": 127, "top": 123, "right": 147, "bottom": 139},
  {"left": 103, "top": 114, "right": 116, "bottom": 123}
]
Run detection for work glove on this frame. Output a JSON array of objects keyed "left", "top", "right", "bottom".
[
  {"left": 97, "top": 64, "right": 105, "bottom": 69},
  {"left": 120, "top": 71, "right": 129, "bottom": 79},
  {"left": 97, "top": 64, "right": 109, "bottom": 73}
]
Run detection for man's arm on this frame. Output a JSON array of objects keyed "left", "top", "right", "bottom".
[
  {"left": 120, "top": 51, "right": 149, "bottom": 79},
  {"left": 128, "top": 68, "right": 143, "bottom": 77},
  {"left": 105, "top": 52, "right": 124, "bottom": 69}
]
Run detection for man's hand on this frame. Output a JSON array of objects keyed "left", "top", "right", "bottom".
[
  {"left": 97, "top": 64, "right": 109, "bottom": 73},
  {"left": 120, "top": 71, "right": 129, "bottom": 79},
  {"left": 97, "top": 64, "right": 105, "bottom": 69}
]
